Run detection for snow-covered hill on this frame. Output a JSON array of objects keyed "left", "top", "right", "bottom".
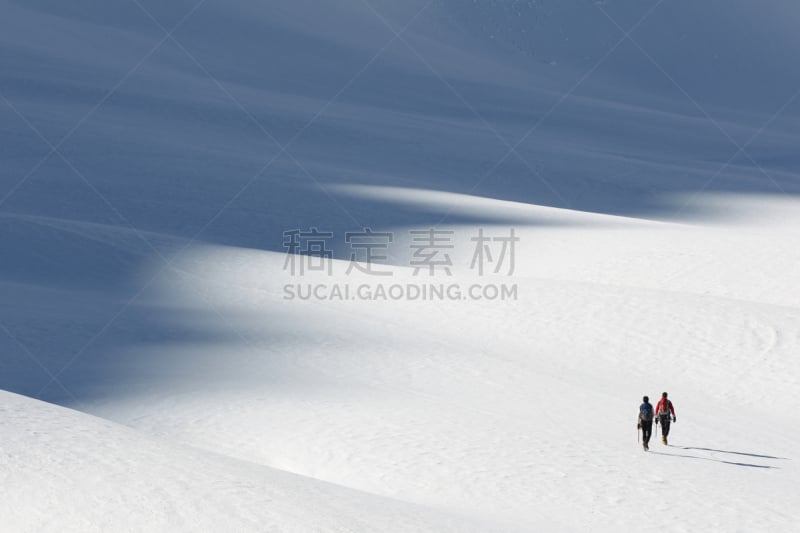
[
  {"left": 2, "top": 0, "right": 799, "bottom": 531},
  {"left": 0, "top": 390, "right": 494, "bottom": 532}
]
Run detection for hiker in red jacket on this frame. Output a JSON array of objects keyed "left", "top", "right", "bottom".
[{"left": 655, "top": 392, "right": 676, "bottom": 445}]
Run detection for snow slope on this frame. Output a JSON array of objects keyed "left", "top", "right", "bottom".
[
  {"left": 2, "top": 0, "right": 800, "bottom": 531},
  {"left": 97, "top": 200, "right": 799, "bottom": 532},
  {"left": 0, "top": 390, "right": 493, "bottom": 533},
  {"left": 6, "top": 198, "right": 799, "bottom": 531}
]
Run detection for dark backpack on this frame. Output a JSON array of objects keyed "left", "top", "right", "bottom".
[{"left": 640, "top": 403, "right": 653, "bottom": 421}]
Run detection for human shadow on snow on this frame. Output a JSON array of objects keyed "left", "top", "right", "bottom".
[
  {"left": 677, "top": 446, "right": 788, "bottom": 461},
  {"left": 649, "top": 448, "right": 780, "bottom": 469}
]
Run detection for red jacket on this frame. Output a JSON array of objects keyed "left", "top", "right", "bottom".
[{"left": 655, "top": 398, "right": 675, "bottom": 417}]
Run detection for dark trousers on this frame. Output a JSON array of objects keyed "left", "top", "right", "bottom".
[
  {"left": 659, "top": 415, "right": 671, "bottom": 437},
  {"left": 641, "top": 420, "right": 653, "bottom": 443}
]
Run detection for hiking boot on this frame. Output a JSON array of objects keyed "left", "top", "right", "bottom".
[
  {"left": 643, "top": 442, "right": 649, "bottom": 451},
  {"left": 662, "top": 435, "right": 667, "bottom": 445}
]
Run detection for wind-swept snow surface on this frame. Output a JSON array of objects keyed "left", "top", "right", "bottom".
[{"left": 2, "top": 0, "right": 800, "bottom": 531}]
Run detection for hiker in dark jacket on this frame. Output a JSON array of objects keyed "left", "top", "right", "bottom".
[
  {"left": 637, "top": 395, "right": 654, "bottom": 451},
  {"left": 654, "top": 392, "right": 676, "bottom": 445}
]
